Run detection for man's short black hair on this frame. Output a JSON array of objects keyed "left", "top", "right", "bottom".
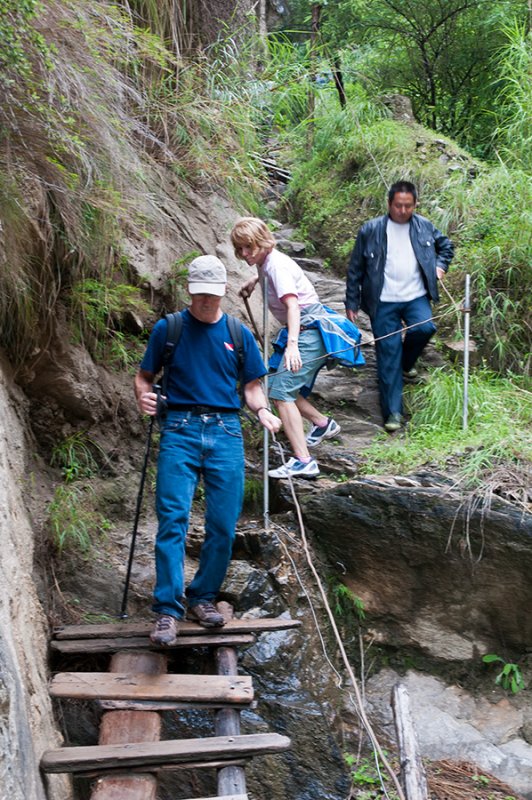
[{"left": 388, "top": 181, "right": 417, "bottom": 203}]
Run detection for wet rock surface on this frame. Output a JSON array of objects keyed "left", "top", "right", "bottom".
[{"left": 301, "top": 477, "right": 532, "bottom": 654}]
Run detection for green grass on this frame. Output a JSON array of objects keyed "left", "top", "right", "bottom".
[
  {"left": 48, "top": 484, "right": 112, "bottom": 555},
  {"left": 50, "top": 431, "right": 105, "bottom": 482},
  {"left": 361, "top": 367, "right": 531, "bottom": 496}
]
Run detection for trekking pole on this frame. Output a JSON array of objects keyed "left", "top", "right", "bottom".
[
  {"left": 243, "top": 294, "right": 264, "bottom": 348},
  {"left": 119, "top": 385, "right": 161, "bottom": 618},
  {"left": 462, "top": 274, "right": 471, "bottom": 431},
  {"left": 262, "top": 273, "right": 270, "bottom": 532}
]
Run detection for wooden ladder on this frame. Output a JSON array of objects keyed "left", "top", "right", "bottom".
[{"left": 42, "top": 605, "right": 299, "bottom": 799}]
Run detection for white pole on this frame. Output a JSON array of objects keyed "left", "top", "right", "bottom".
[
  {"left": 462, "top": 274, "right": 471, "bottom": 431},
  {"left": 262, "top": 274, "right": 270, "bottom": 531}
]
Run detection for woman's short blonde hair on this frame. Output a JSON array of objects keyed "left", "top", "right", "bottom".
[{"left": 230, "top": 217, "right": 276, "bottom": 256}]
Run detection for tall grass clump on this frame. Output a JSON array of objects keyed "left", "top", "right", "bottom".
[
  {"left": 361, "top": 367, "right": 531, "bottom": 506},
  {"left": 50, "top": 431, "right": 107, "bottom": 483},
  {"left": 492, "top": 20, "right": 532, "bottom": 172},
  {"left": 440, "top": 166, "right": 531, "bottom": 375},
  {"left": 69, "top": 278, "right": 150, "bottom": 366},
  {"left": 285, "top": 111, "right": 469, "bottom": 266}
]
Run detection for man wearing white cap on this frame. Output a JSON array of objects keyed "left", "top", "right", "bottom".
[{"left": 135, "top": 255, "right": 280, "bottom": 645}]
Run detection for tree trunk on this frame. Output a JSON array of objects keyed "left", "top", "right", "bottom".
[
  {"left": 307, "top": 3, "right": 322, "bottom": 149},
  {"left": 332, "top": 56, "right": 347, "bottom": 109},
  {"left": 188, "top": 0, "right": 257, "bottom": 50}
]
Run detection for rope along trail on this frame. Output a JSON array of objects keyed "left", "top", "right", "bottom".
[
  {"left": 266, "top": 297, "right": 462, "bottom": 383},
  {"left": 255, "top": 75, "right": 461, "bottom": 792},
  {"left": 252, "top": 292, "right": 464, "bottom": 797},
  {"left": 268, "top": 433, "right": 406, "bottom": 800}
]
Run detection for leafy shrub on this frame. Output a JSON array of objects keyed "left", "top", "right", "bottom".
[{"left": 483, "top": 654, "right": 525, "bottom": 693}]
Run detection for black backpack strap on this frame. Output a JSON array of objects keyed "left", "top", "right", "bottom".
[
  {"left": 161, "top": 311, "right": 183, "bottom": 401},
  {"left": 227, "top": 314, "right": 251, "bottom": 413},
  {"left": 226, "top": 315, "right": 244, "bottom": 376},
  {"left": 160, "top": 312, "right": 247, "bottom": 414}
]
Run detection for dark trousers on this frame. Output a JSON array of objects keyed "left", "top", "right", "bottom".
[{"left": 371, "top": 295, "right": 436, "bottom": 420}]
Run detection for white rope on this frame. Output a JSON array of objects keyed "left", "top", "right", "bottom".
[
  {"left": 269, "top": 434, "right": 406, "bottom": 800},
  {"left": 267, "top": 299, "right": 461, "bottom": 382}
]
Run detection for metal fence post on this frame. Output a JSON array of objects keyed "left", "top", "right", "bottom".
[
  {"left": 262, "top": 274, "right": 270, "bottom": 532},
  {"left": 462, "top": 274, "right": 471, "bottom": 431}
]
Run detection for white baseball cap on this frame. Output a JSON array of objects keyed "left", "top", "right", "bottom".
[{"left": 188, "top": 255, "right": 227, "bottom": 296}]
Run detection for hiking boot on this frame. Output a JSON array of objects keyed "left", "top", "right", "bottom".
[
  {"left": 268, "top": 457, "right": 320, "bottom": 479},
  {"left": 150, "top": 614, "right": 180, "bottom": 645},
  {"left": 186, "top": 602, "right": 225, "bottom": 628},
  {"left": 305, "top": 417, "right": 341, "bottom": 447},
  {"left": 384, "top": 413, "right": 404, "bottom": 433}
]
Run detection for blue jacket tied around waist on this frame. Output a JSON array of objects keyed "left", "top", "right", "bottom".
[{"left": 269, "top": 304, "right": 365, "bottom": 395}]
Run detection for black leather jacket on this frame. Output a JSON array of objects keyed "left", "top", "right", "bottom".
[{"left": 345, "top": 213, "right": 454, "bottom": 319}]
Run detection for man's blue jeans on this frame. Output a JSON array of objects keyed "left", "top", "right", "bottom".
[
  {"left": 371, "top": 295, "right": 436, "bottom": 420},
  {"left": 153, "top": 411, "right": 244, "bottom": 619}
]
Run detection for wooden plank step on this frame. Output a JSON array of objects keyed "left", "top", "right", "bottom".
[
  {"left": 51, "top": 633, "right": 256, "bottom": 654},
  {"left": 41, "top": 732, "right": 291, "bottom": 774},
  {"left": 50, "top": 672, "right": 253, "bottom": 705},
  {"left": 53, "top": 617, "right": 300, "bottom": 641}
]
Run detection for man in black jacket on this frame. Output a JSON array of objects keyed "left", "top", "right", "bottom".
[{"left": 346, "top": 180, "right": 454, "bottom": 431}]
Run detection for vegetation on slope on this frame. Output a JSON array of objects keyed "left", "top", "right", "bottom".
[
  {"left": 0, "top": 0, "right": 530, "bottom": 495},
  {"left": 0, "top": 0, "right": 265, "bottom": 367}
]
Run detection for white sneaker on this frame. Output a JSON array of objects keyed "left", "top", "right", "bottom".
[
  {"left": 305, "top": 417, "right": 341, "bottom": 447},
  {"left": 268, "top": 457, "right": 320, "bottom": 479}
]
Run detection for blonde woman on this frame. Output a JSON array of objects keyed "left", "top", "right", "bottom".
[{"left": 231, "top": 217, "right": 364, "bottom": 479}]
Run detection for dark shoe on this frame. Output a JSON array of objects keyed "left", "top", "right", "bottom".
[
  {"left": 268, "top": 457, "right": 320, "bottom": 479},
  {"left": 187, "top": 602, "right": 225, "bottom": 628},
  {"left": 150, "top": 614, "right": 180, "bottom": 645},
  {"left": 306, "top": 417, "right": 341, "bottom": 447},
  {"left": 403, "top": 367, "right": 418, "bottom": 379},
  {"left": 384, "top": 413, "right": 403, "bottom": 432}
]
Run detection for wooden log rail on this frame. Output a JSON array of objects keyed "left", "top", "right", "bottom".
[
  {"left": 90, "top": 651, "right": 165, "bottom": 800},
  {"left": 392, "top": 683, "right": 429, "bottom": 800},
  {"left": 215, "top": 602, "right": 247, "bottom": 796}
]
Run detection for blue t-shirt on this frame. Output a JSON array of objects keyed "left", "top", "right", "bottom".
[{"left": 140, "top": 309, "right": 267, "bottom": 408}]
